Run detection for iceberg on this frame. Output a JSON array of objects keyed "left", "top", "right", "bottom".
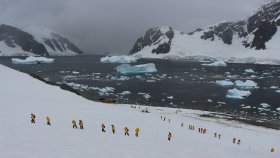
[
  {"left": 276, "top": 90, "right": 280, "bottom": 93},
  {"left": 216, "top": 80, "right": 234, "bottom": 86},
  {"left": 201, "top": 60, "right": 227, "bottom": 67},
  {"left": 100, "top": 55, "right": 138, "bottom": 63},
  {"left": 226, "top": 88, "right": 251, "bottom": 99},
  {"left": 115, "top": 63, "right": 157, "bottom": 75},
  {"left": 234, "top": 80, "right": 258, "bottom": 88},
  {"left": 12, "top": 56, "right": 54, "bottom": 64}
]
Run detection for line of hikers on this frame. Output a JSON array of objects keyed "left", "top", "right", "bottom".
[
  {"left": 31, "top": 114, "right": 141, "bottom": 138},
  {"left": 233, "top": 138, "right": 241, "bottom": 145},
  {"left": 161, "top": 116, "right": 171, "bottom": 123},
  {"left": 214, "top": 133, "right": 222, "bottom": 139}
]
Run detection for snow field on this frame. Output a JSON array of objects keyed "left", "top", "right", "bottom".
[{"left": 0, "top": 64, "right": 279, "bottom": 158}]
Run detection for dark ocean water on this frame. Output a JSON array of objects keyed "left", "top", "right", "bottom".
[{"left": 1, "top": 55, "right": 280, "bottom": 122}]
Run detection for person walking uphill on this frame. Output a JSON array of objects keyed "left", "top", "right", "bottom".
[
  {"left": 111, "top": 125, "right": 116, "bottom": 134},
  {"left": 135, "top": 128, "right": 140, "bottom": 137},
  {"left": 101, "top": 123, "right": 106, "bottom": 132},
  {"left": 124, "top": 126, "right": 129, "bottom": 136},
  {"left": 46, "top": 116, "right": 51, "bottom": 125},
  {"left": 31, "top": 113, "right": 36, "bottom": 123},
  {"left": 79, "top": 120, "right": 84, "bottom": 129},
  {"left": 72, "top": 120, "right": 78, "bottom": 129},
  {"left": 168, "top": 132, "right": 172, "bottom": 141}
]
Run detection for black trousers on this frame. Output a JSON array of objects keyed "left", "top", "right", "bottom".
[{"left": 73, "top": 125, "right": 78, "bottom": 128}]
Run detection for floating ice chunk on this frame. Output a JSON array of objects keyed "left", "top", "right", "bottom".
[
  {"left": 72, "top": 71, "right": 80, "bottom": 74},
  {"left": 277, "top": 107, "right": 280, "bottom": 111},
  {"left": 245, "top": 69, "right": 255, "bottom": 73},
  {"left": 100, "top": 55, "right": 138, "bottom": 63},
  {"left": 115, "top": 63, "right": 157, "bottom": 75},
  {"left": 234, "top": 80, "right": 258, "bottom": 88},
  {"left": 99, "top": 87, "right": 115, "bottom": 93},
  {"left": 119, "top": 91, "right": 132, "bottom": 95},
  {"left": 201, "top": 60, "right": 227, "bottom": 67},
  {"left": 167, "top": 96, "right": 173, "bottom": 99},
  {"left": 138, "top": 92, "right": 151, "bottom": 99},
  {"left": 260, "top": 103, "right": 270, "bottom": 108},
  {"left": 271, "top": 86, "right": 278, "bottom": 89},
  {"left": 216, "top": 80, "right": 234, "bottom": 86},
  {"left": 226, "top": 88, "right": 251, "bottom": 99},
  {"left": 207, "top": 99, "right": 213, "bottom": 102},
  {"left": 276, "top": 90, "right": 280, "bottom": 93},
  {"left": 12, "top": 56, "right": 54, "bottom": 64}
]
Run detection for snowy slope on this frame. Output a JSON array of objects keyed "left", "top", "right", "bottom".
[
  {"left": 0, "top": 64, "right": 279, "bottom": 158},
  {"left": 129, "top": 1, "right": 280, "bottom": 64}
]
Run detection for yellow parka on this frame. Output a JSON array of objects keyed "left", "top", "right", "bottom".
[
  {"left": 72, "top": 120, "right": 77, "bottom": 126},
  {"left": 135, "top": 128, "right": 140, "bottom": 133}
]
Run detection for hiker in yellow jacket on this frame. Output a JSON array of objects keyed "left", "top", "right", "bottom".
[
  {"left": 168, "top": 132, "right": 172, "bottom": 141},
  {"left": 135, "top": 128, "right": 140, "bottom": 137},
  {"left": 31, "top": 113, "right": 36, "bottom": 123},
  {"left": 46, "top": 116, "right": 51, "bottom": 125},
  {"left": 79, "top": 120, "right": 84, "bottom": 129},
  {"left": 124, "top": 126, "right": 129, "bottom": 136},
  {"left": 111, "top": 125, "right": 116, "bottom": 134},
  {"left": 101, "top": 123, "right": 106, "bottom": 132},
  {"left": 72, "top": 120, "right": 78, "bottom": 129}
]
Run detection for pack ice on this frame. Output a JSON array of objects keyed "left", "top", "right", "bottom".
[
  {"left": 115, "top": 63, "right": 157, "bottom": 75},
  {"left": 12, "top": 56, "right": 54, "bottom": 64}
]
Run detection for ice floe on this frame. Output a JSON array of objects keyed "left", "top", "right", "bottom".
[
  {"left": 226, "top": 88, "right": 251, "bottom": 99},
  {"left": 244, "top": 69, "right": 255, "bottom": 73},
  {"left": 11, "top": 56, "right": 54, "bottom": 64},
  {"left": 201, "top": 60, "right": 227, "bottom": 67},
  {"left": 216, "top": 80, "right": 234, "bottom": 86},
  {"left": 100, "top": 55, "right": 138, "bottom": 63},
  {"left": 234, "top": 80, "right": 258, "bottom": 88},
  {"left": 115, "top": 63, "right": 157, "bottom": 75}
]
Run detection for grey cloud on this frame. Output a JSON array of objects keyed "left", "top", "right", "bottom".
[{"left": 0, "top": 0, "right": 265, "bottom": 54}]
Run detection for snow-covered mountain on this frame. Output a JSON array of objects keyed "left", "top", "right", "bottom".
[
  {"left": 129, "top": 0, "right": 280, "bottom": 63},
  {"left": 0, "top": 24, "right": 84, "bottom": 56}
]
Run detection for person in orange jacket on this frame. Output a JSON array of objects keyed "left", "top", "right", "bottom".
[
  {"left": 46, "top": 116, "right": 51, "bottom": 125},
  {"left": 168, "top": 132, "right": 172, "bottom": 141},
  {"left": 79, "top": 120, "right": 84, "bottom": 129},
  {"left": 111, "top": 125, "right": 116, "bottom": 134},
  {"left": 31, "top": 113, "right": 36, "bottom": 123},
  {"left": 101, "top": 123, "right": 106, "bottom": 132},
  {"left": 72, "top": 120, "right": 78, "bottom": 129},
  {"left": 135, "top": 128, "right": 140, "bottom": 137},
  {"left": 124, "top": 126, "right": 129, "bottom": 136}
]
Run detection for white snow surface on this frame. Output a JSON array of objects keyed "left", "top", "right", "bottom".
[
  {"left": 100, "top": 55, "right": 138, "bottom": 63},
  {"left": 11, "top": 56, "right": 54, "bottom": 64},
  {"left": 132, "top": 26, "right": 280, "bottom": 65},
  {"left": 0, "top": 64, "right": 279, "bottom": 158},
  {"left": 226, "top": 88, "right": 251, "bottom": 99},
  {"left": 202, "top": 60, "right": 227, "bottom": 67},
  {"left": 115, "top": 63, "right": 157, "bottom": 75}
]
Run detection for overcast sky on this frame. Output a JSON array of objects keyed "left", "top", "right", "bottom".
[{"left": 0, "top": 0, "right": 267, "bottom": 54}]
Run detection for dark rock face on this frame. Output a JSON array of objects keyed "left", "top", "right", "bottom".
[
  {"left": 0, "top": 24, "right": 48, "bottom": 56},
  {"left": 251, "top": 21, "right": 277, "bottom": 50},
  {"left": 51, "top": 33, "right": 84, "bottom": 54},
  {"left": 0, "top": 24, "right": 84, "bottom": 56},
  {"left": 129, "top": 27, "right": 174, "bottom": 55},
  {"left": 129, "top": 1, "right": 280, "bottom": 55}
]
